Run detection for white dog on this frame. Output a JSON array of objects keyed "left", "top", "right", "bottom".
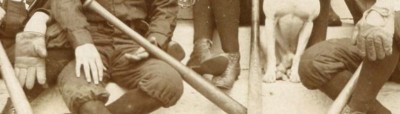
[{"left": 262, "top": 0, "right": 320, "bottom": 82}]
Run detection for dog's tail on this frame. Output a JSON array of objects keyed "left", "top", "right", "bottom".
[{"left": 277, "top": 14, "right": 304, "bottom": 52}]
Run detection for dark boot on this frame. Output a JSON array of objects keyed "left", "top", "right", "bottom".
[
  {"left": 187, "top": 39, "right": 229, "bottom": 75},
  {"left": 1, "top": 98, "right": 15, "bottom": 114},
  {"left": 212, "top": 52, "right": 240, "bottom": 89},
  {"left": 165, "top": 41, "right": 186, "bottom": 61},
  {"left": 107, "top": 89, "right": 162, "bottom": 114},
  {"left": 328, "top": 6, "right": 342, "bottom": 26},
  {"left": 79, "top": 101, "right": 111, "bottom": 114}
]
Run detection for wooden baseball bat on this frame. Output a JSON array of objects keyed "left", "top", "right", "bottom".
[
  {"left": 82, "top": 0, "right": 247, "bottom": 114},
  {"left": 327, "top": 62, "right": 364, "bottom": 114},
  {"left": 0, "top": 41, "right": 33, "bottom": 114},
  {"left": 248, "top": 0, "right": 262, "bottom": 114}
]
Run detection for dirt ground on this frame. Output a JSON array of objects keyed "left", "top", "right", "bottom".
[{"left": 1, "top": 0, "right": 400, "bottom": 114}]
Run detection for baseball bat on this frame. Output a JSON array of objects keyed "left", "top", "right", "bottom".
[
  {"left": 327, "top": 62, "right": 364, "bottom": 114},
  {"left": 82, "top": 0, "right": 247, "bottom": 114},
  {"left": 0, "top": 41, "right": 33, "bottom": 114},
  {"left": 248, "top": 0, "right": 263, "bottom": 113}
]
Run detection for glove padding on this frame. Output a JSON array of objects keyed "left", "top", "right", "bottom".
[
  {"left": 352, "top": 6, "right": 395, "bottom": 61},
  {"left": 15, "top": 32, "right": 47, "bottom": 89}
]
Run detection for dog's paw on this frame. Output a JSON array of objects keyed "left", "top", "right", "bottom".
[
  {"left": 263, "top": 67, "right": 277, "bottom": 83},
  {"left": 277, "top": 71, "right": 289, "bottom": 81},
  {"left": 277, "top": 63, "right": 289, "bottom": 80}
]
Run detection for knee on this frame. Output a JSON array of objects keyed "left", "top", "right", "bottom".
[
  {"left": 299, "top": 53, "right": 320, "bottom": 89},
  {"left": 138, "top": 59, "right": 184, "bottom": 107},
  {"left": 57, "top": 61, "right": 110, "bottom": 113},
  {"left": 299, "top": 44, "right": 333, "bottom": 90},
  {"left": 58, "top": 83, "right": 110, "bottom": 113}
]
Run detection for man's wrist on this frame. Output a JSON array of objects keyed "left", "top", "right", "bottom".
[
  {"left": 23, "top": 13, "right": 49, "bottom": 33},
  {"left": 363, "top": 5, "right": 394, "bottom": 26},
  {"left": 30, "top": 12, "right": 50, "bottom": 22},
  {"left": 365, "top": 11, "right": 386, "bottom": 26},
  {"left": 69, "top": 29, "right": 94, "bottom": 49},
  {"left": 373, "top": 0, "right": 394, "bottom": 11}
]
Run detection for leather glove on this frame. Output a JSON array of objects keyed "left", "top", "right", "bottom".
[
  {"left": 125, "top": 37, "right": 158, "bottom": 62},
  {"left": 352, "top": 6, "right": 395, "bottom": 61},
  {"left": 15, "top": 32, "right": 47, "bottom": 89}
]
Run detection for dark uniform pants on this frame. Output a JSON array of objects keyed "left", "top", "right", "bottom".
[
  {"left": 57, "top": 23, "right": 184, "bottom": 113},
  {"left": 193, "top": 0, "right": 240, "bottom": 53},
  {"left": 299, "top": 38, "right": 400, "bottom": 114},
  {"left": 299, "top": 38, "right": 400, "bottom": 88}
]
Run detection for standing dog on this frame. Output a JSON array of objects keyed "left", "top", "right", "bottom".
[{"left": 262, "top": 0, "right": 320, "bottom": 82}]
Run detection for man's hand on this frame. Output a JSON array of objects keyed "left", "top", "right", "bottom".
[
  {"left": 124, "top": 37, "right": 158, "bottom": 62},
  {"left": 75, "top": 44, "right": 104, "bottom": 84},
  {"left": 15, "top": 32, "right": 47, "bottom": 89},
  {"left": 352, "top": 7, "right": 395, "bottom": 61}
]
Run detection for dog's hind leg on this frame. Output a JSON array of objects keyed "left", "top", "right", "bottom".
[
  {"left": 261, "top": 17, "right": 278, "bottom": 83},
  {"left": 275, "top": 24, "right": 293, "bottom": 80},
  {"left": 290, "top": 21, "right": 313, "bottom": 82}
]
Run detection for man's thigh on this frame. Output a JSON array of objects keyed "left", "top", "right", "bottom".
[
  {"left": 45, "top": 48, "right": 74, "bottom": 85},
  {"left": 389, "top": 62, "right": 400, "bottom": 83},
  {"left": 299, "top": 38, "right": 363, "bottom": 89},
  {"left": 111, "top": 57, "right": 184, "bottom": 107}
]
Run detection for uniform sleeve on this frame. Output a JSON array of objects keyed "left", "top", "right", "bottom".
[
  {"left": 51, "top": 0, "right": 93, "bottom": 48},
  {"left": 146, "top": 0, "right": 179, "bottom": 46},
  {"left": 2, "top": 0, "right": 28, "bottom": 36},
  {"left": 29, "top": 0, "right": 51, "bottom": 17}
]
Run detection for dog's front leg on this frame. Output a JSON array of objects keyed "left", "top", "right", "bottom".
[
  {"left": 262, "top": 18, "right": 278, "bottom": 83},
  {"left": 290, "top": 21, "right": 313, "bottom": 82}
]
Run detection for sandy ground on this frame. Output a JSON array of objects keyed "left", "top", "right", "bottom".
[{"left": 1, "top": 0, "right": 400, "bottom": 114}]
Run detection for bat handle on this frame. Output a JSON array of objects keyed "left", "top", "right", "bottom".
[
  {"left": 0, "top": 41, "right": 33, "bottom": 114},
  {"left": 327, "top": 62, "right": 364, "bottom": 114}
]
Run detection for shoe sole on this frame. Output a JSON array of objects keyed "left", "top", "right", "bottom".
[
  {"left": 328, "top": 20, "right": 342, "bottom": 26},
  {"left": 167, "top": 41, "right": 186, "bottom": 61},
  {"left": 192, "top": 54, "right": 229, "bottom": 75}
]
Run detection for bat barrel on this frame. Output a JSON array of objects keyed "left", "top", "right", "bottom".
[{"left": 83, "top": 0, "right": 247, "bottom": 114}]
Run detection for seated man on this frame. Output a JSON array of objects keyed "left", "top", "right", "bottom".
[
  {"left": 299, "top": 0, "right": 398, "bottom": 113},
  {"left": 0, "top": 0, "right": 76, "bottom": 113},
  {"left": 51, "top": 0, "right": 184, "bottom": 113},
  {"left": 0, "top": 0, "right": 74, "bottom": 100}
]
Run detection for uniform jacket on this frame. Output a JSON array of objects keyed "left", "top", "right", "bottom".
[
  {"left": 50, "top": 0, "right": 179, "bottom": 48},
  {"left": 0, "top": 0, "right": 48, "bottom": 38}
]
